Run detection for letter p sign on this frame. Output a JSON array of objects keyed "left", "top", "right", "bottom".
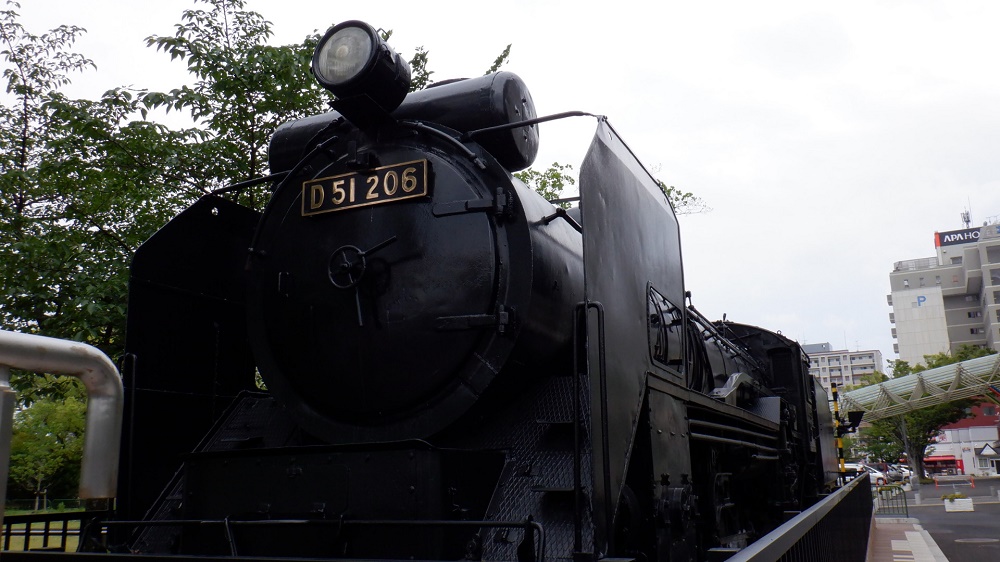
[{"left": 917, "top": 296, "right": 927, "bottom": 307}]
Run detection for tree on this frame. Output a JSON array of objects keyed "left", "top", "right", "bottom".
[
  {"left": 917, "top": 344, "right": 995, "bottom": 370},
  {"left": 658, "top": 182, "right": 710, "bottom": 215},
  {"left": 142, "top": 0, "right": 331, "bottom": 209},
  {"left": 0, "top": 1, "right": 124, "bottom": 400},
  {"left": 7, "top": 396, "right": 87, "bottom": 506},
  {"left": 515, "top": 163, "right": 575, "bottom": 208},
  {"left": 856, "top": 418, "right": 905, "bottom": 464},
  {"left": 839, "top": 432, "right": 858, "bottom": 460},
  {"left": 516, "top": 164, "right": 709, "bottom": 214},
  {"left": 0, "top": 2, "right": 202, "bottom": 403},
  {"left": 0, "top": 0, "right": 95, "bottom": 343}
]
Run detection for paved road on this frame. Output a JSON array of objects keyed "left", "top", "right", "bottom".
[{"left": 896, "top": 477, "right": 1000, "bottom": 560}]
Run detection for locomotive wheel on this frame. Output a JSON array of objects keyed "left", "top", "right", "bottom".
[{"left": 613, "top": 485, "right": 645, "bottom": 557}]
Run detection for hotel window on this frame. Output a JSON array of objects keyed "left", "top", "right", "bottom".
[
  {"left": 971, "top": 327, "right": 985, "bottom": 335},
  {"left": 935, "top": 275, "right": 941, "bottom": 284},
  {"left": 903, "top": 279, "right": 909, "bottom": 288},
  {"left": 969, "top": 311, "right": 983, "bottom": 318},
  {"left": 919, "top": 277, "right": 925, "bottom": 287},
  {"left": 979, "top": 458, "right": 991, "bottom": 469}
]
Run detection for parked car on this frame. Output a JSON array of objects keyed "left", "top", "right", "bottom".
[
  {"left": 868, "top": 462, "right": 902, "bottom": 481},
  {"left": 839, "top": 463, "right": 887, "bottom": 484},
  {"left": 864, "top": 466, "right": 889, "bottom": 485},
  {"left": 884, "top": 465, "right": 903, "bottom": 482},
  {"left": 841, "top": 462, "right": 863, "bottom": 483},
  {"left": 892, "top": 464, "right": 913, "bottom": 480}
]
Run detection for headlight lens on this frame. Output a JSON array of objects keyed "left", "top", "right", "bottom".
[{"left": 314, "top": 26, "right": 373, "bottom": 86}]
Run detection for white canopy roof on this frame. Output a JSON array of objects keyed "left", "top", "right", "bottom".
[{"left": 839, "top": 354, "right": 1000, "bottom": 422}]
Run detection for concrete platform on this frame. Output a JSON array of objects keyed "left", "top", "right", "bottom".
[{"left": 868, "top": 517, "right": 948, "bottom": 561}]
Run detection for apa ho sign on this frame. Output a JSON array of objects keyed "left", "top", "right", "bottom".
[{"left": 936, "top": 227, "right": 980, "bottom": 247}]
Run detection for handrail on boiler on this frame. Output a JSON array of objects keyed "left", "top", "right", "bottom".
[{"left": 0, "top": 330, "right": 123, "bottom": 529}]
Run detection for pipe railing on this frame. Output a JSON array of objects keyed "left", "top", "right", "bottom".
[{"left": 0, "top": 330, "right": 123, "bottom": 529}]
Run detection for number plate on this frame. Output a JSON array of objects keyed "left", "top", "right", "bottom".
[{"left": 301, "top": 159, "right": 429, "bottom": 216}]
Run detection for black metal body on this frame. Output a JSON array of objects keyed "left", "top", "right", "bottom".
[{"left": 31, "top": 69, "right": 840, "bottom": 562}]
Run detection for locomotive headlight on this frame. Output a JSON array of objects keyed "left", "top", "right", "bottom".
[
  {"left": 313, "top": 21, "right": 411, "bottom": 126},
  {"left": 314, "top": 26, "right": 372, "bottom": 86}
]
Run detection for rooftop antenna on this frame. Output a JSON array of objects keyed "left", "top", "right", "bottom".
[{"left": 961, "top": 210, "right": 971, "bottom": 228}]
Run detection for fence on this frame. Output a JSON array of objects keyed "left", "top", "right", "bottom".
[
  {"left": 933, "top": 474, "right": 976, "bottom": 491},
  {"left": 1, "top": 510, "right": 107, "bottom": 553},
  {"left": 872, "top": 484, "right": 908, "bottom": 517},
  {"left": 723, "top": 472, "right": 873, "bottom": 562}
]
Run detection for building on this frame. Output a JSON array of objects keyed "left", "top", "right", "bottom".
[
  {"left": 887, "top": 221, "right": 1000, "bottom": 365},
  {"left": 926, "top": 404, "right": 1000, "bottom": 476},
  {"left": 803, "top": 342, "right": 884, "bottom": 393}
]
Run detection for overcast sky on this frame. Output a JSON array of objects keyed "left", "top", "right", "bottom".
[{"left": 17, "top": 0, "right": 1000, "bottom": 371}]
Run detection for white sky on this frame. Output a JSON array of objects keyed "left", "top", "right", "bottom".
[{"left": 18, "top": 0, "right": 1000, "bottom": 370}]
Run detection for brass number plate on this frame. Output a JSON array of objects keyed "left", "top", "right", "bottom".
[{"left": 301, "top": 159, "right": 429, "bottom": 216}]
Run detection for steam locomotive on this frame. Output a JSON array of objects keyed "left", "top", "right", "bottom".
[{"left": 98, "top": 20, "right": 838, "bottom": 561}]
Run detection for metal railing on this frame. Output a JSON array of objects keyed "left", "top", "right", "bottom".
[
  {"left": 893, "top": 257, "right": 939, "bottom": 272},
  {"left": 724, "top": 473, "right": 872, "bottom": 562},
  {"left": 873, "top": 484, "right": 908, "bottom": 517},
  {"left": 1, "top": 510, "right": 108, "bottom": 553}
]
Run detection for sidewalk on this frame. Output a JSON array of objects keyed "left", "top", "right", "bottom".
[{"left": 868, "top": 517, "right": 949, "bottom": 562}]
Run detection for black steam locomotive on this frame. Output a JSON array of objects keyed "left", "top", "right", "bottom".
[{"left": 99, "top": 21, "right": 838, "bottom": 561}]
